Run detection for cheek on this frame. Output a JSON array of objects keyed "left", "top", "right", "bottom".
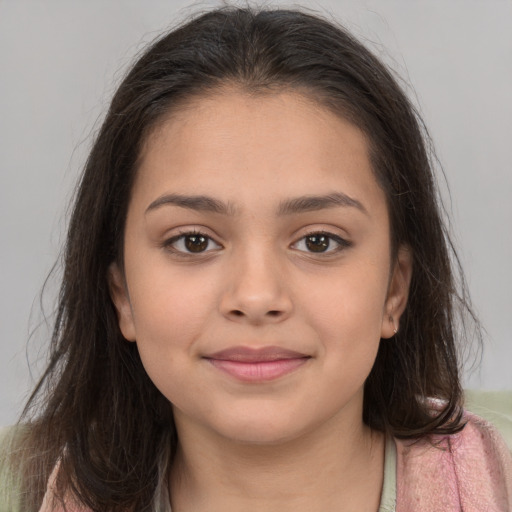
[
  {"left": 301, "top": 259, "right": 388, "bottom": 365},
  {"left": 124, "top": 262, "right": 219, "bottom": 397},
  {"left": 128, "top": 278, "right": 214, "bottom": 407},
  {"left": 128, "top": 260, "right": 217, "bottom": 344},
  {"left": 308, "top": 259, "right": 388, "bottom": 320}
]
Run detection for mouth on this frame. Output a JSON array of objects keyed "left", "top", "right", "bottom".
[{"left": 203, "top": 346, "right": 311, "bottom": 382}]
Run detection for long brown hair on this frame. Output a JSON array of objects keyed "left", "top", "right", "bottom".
[{"left": 7, "top": 6, "right": 479, "bottom": 511}]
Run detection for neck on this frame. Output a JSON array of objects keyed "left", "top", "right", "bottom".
[{"left": 169, "top": 414, "right": 385, "bottom": 512}]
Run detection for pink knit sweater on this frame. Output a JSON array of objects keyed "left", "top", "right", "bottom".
[
  {"left": 39, "top": 411, "right": 512, "bottom": 512},
  {"left": 395, "top": 410, "right": 512, "bottom": 511}
]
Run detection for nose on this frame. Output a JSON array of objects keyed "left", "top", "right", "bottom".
[{"left": 219, "top": 247, "right": 293, "bottom": 325}]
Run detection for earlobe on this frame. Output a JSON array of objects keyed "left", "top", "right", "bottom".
[
  {"left": 108, "top": 263, "right": 137, "bottom": 342},
  {"left": 381, "top": 245, "right": 413, "bottom": 339}
]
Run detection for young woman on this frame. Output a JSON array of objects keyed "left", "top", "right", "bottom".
[{"left": 1, "top": 6, "right": 511, "bottom": 512}]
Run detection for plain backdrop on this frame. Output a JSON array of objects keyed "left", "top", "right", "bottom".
[{"left": 1, "top": 0, "right": 511, "bottom": 426}]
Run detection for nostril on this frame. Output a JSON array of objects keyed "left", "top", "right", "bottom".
[
  {"left": 231, "top": 310, "right": 244, "bottom": 317},
  {"left": 267, "top": 310, "right": 281, "bottom": 317}
]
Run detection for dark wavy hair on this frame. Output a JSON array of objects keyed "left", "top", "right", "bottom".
[{"left": 7, "top": 6, "right": 479, "bottom": 511}]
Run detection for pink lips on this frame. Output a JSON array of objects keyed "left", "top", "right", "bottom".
[{"left": 204, "top": 346, "right": 310, "bottom": 382}]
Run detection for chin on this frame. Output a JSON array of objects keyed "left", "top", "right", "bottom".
[{"left": 212, "top": 411, "right": 309, "bottom": 446}]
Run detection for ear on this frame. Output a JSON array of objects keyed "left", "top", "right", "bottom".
[
  {"left": 381, "top": 245, "right": 413, "bottom": 339},
  {"left": 108, "top": 262, "right": 136, "bottom": 342}
]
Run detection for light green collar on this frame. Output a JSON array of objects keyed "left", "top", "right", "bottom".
[{"left": 378, "top": 436, "right": 397, "bottom": 512}]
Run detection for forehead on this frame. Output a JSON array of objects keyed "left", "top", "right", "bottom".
[
  {"left": 143, "top": 88, "right": 368, "bottom": 160},
  {"left": 134, "top": 89, "right": 385, "bottom": 214}
]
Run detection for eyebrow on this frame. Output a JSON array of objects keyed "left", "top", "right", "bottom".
[
  {"left": 146, "top": 194, "right": 237, "bottom": 215},
  {"left": 145, "top": 192, "right": 367, "bottom": 216},
  {"left": 277, "top": 192, "right": 368, "bottom": 216}
]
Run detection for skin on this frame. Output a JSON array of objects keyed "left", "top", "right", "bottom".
[{"left": 110, "top": 89, "right": 412, "bottom": 512}]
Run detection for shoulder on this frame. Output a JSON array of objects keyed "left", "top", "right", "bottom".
[
  {"left": 0, "top": 426, "right": 25, "bottom": 512},
  {"left": 37, "top": 461, "right": 93, "bottom": 512},
  {"left": 395, "top": 395, "right": 512, "bottom": 511},
  {"left": 0, "top": 425, "right": 86, "bottom": 512},
  {"left": 464, "top": 389, "right": 512, "bottom": 450}
]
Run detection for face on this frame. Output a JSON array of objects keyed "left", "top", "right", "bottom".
[{"left": 110, "top": 90, "right": 412, "bottom": 446}]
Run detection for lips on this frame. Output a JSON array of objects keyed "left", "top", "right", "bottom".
[{"left": 204, "top": 346, "right": 310, "bottom": 382}]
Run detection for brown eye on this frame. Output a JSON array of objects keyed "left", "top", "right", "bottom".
[
  {"left": 305, "top": 234, "right": 330, "bottom": 252},
  {"left": 184, "top": 234, "right": 209, "bottom": 252},
  {"left": 292, "top": 231, "right": 351, "bottom": 255},
  {"left": 165, "top": 231, "right": 221, "bottom": 255}
]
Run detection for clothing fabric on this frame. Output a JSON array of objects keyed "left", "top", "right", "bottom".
[
  {"left": 395, "top": 410, "right": 512, "bottom": 511},
  {"left": 3, "top": 392, "right": 511, "bottom": 512},
  {"left": 377, "top": 436, "right": 396, "bottom": 512}
]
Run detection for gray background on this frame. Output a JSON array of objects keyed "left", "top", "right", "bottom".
[{"left": 1, "top": 0, "right": 511, "bottom": 426}]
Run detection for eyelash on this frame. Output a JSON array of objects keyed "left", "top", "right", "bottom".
[
  {"left": 291, "top": 231, "right": 352, "bottom": 255},
  {"left": 163, "top": 229, "right": 222, "bottom": 256},
  {"left": 163, "top": 230, "right": 352, "bottom": 256}
]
